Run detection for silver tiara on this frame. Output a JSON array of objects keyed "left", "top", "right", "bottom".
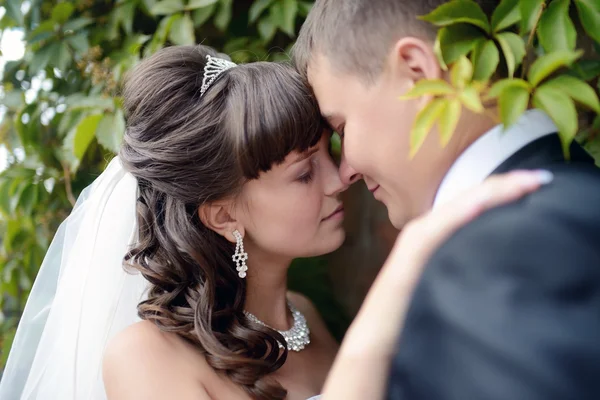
[{"left": 200, "top": 55, "right": 237, "bottom": 96}]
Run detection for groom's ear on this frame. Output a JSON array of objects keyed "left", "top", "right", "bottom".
[
  {"left": 390, "top": 36, "right": 443, "bottom": 87},
  {"left": 199, "top": 201, "right": 242, "bottom": 244}
]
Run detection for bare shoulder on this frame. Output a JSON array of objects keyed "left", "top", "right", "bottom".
[{"left": 103, "top": 320, "right": 211, "bottom": 400}]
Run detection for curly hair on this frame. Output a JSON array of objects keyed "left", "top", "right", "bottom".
[{"left": 118, "top": 45, "right": 325, "bottom": 399}]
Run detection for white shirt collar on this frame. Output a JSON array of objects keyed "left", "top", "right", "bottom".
[{"left": 433, "top": 109, "right": 557, "bottom": 208}]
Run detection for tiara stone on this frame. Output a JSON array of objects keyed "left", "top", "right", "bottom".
[{"left": 200, "top": 55, "right": 237, "bottom": 96}]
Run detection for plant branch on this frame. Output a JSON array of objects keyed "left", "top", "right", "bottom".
[
  {"left": 521, "top": 2, "right": 547, "bottom": 78},
  {"left": 61, "top": 161, "right": 76, "bottom": 207}
]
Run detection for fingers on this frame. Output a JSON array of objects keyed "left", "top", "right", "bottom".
[{"left": 428, "top": 169, "right": 554, "bottom": 241}]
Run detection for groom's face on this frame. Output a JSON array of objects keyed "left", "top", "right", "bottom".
[{"left": 308, "top": 43, "right": 449, "bottom": 228}]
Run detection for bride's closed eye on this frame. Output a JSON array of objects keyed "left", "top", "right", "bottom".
[{"left": 298, "top": 158, "right": 317, "bottom": 184}]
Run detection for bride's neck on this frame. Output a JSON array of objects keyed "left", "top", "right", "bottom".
[{"left": 243, "top": 251, "right": 292, "bottom": 331}]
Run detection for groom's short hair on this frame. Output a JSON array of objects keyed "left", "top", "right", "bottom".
[{"left": 293, "top": 0, "right": 495, "bottom": 81}]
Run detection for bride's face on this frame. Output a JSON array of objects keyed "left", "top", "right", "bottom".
[{"left": 236, "top": 133, "right": 347, "bottom": 259}]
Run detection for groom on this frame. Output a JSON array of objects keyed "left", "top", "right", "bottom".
[{"left": 294, "top": 0, "right": 600, "bottom": 399}]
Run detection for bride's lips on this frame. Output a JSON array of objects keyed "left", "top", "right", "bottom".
[
  {"left": 323, "top": 204, "right": 344, "bottom": 221},
  {"left": 368, "top": 185, "right": 380, "bottom": 194}
]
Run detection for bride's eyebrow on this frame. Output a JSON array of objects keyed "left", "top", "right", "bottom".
[
  {"left": 322, "top": 113, "right": 341, "bottom": 131},
  {"left": 288, "top": 147, "right": 319, "bottom": 167}
]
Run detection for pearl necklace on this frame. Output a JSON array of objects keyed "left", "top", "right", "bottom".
[{"left": 243, "top": 301, "right": 311, "bottom": 352}]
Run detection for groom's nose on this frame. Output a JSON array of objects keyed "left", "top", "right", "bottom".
[{"left": 339, "top": 151, "right": 363, "bottom": 185}]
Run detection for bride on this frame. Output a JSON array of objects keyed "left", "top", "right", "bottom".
[{"left": 0, "top": 44, "right": 549, "bottom": 400}]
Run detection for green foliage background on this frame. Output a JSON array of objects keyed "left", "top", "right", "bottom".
[
  {"left": 0, "top": 0, "right": 351, "bottom": 369},
  {"left": 0, "top": 0, "right": 599, "bottom": 371}
]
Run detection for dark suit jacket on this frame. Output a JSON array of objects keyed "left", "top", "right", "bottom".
[{"left": 387, "top": 134, "right": 600, "bottom": 400}]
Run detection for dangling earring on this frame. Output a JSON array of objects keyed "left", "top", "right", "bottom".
[{"left": 232, "top": 230, "right": 248, "bottom": 279}]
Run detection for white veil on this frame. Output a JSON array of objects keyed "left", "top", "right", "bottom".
[{"left": 0, "top": 157, "right": 148, "bottom": 400}]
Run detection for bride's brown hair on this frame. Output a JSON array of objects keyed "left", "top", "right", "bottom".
[{"left": 119, "top": 45, "right": 324, "bottom": 400}]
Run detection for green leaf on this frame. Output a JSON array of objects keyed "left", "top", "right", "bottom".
[
  {"left": 50, "top": 42, "right": 71, "bottom": 72},
  {"left": 570, "top": 60, "right": 600, "bottom": 82},
  {"left": 434, "top": 35, "right": 448, "bottom": 71},
  {"left": 450, "top": 56, "right": 473, "bottom": 89},
  {"left": 458, "top": 84, "right": 485, "bottom": 113},
  {"left": 214, "top": 0, "right": 232, "bottom": 31},
  {"left": 169, "top": 13, "right": 196, "bottom": 45},
  {"left": 250, "top": 0, "right": 274, "bottom": 23},
  {"left": 192, "top": 3, "right": 217, "bottom": 25},
  {"left": 400, "top": 79, "right": 455, "bottom": 99},
  {"left": 26, "top": 20, "right": 56, "bottom": 45},
  {"left": 9, "top": 179, "right": 28, "bottom": 214},
  {"left": 119, "top": 2, "right": 136, "bottom": 35},
  {"left": 96, "top": 109, "right": 126, "bottom": 154},
  {"left": 258, "top": 17, "right": 277, "bottom": 43},
  {"left": 28, "top": 43, "right": 55, "bottom": 75},
  {"left": 496, "top": 32, "right": 526, "bottom": 78},
  {"left": 439, "top": 99, "right": 462, "bottom": 146},
  {"left": 73, "top": 114, "right": 103, "bottom": 160},
  {"left": 151, "top": 0, "right": 185, "bottom": 15},
  {"left": 410, "top": 99, "right": 447, "bottom": 158},
  {"left": 281, "top": 0, "right": 298, "bottom": 37},
  {"left": 499, "top": 85, "right": 530, "bottom": 128},
  {"left": 528, "top": 50, "right": 583, "bottom": 87},
  {"left": 63, "top": 17, "right": 94, "bottom": 32},
  {"left": 65, "top": 95, "right": 115, "bottom": 111},
  {"left": 491, "top": 0, "right": 521, "bottom": 32},
  {"left": 419, "top": 0, "right": 490, "bottom": 33},
  {"left": 51, "top": 3, "right": 74, "bottom": 24},
  {"left": 520, "top": 0, "right": 544, "bottom": 33},
  {"left": 4, "top": 0, "right": 23, "bottom": 25},
  {"left": 574, "top": 0, "right": 600, "bottom": 43},
  {"left": 487, "top": 78, "right": 531, "bottom": 98},
  {"left": 472, "top": 39, "right": 500, "bottom": 81},
  {"left": 18, "top": 184, "right": 38, "bottom": 216},
  {"left": 187, "top": 0, "right": 219, "bottom": 10},
  {"left": 0, "top": 180, "right": 12, "bottom": 216},
  {"left": 66, "top": 33, "right": 90, "bottom": 56},
  {"left": 537, "top": 0, "right": 577, "bottom": 52},
  {"left": 438, "top": 24, "right": 486, "bottom": 65},
  {"left": 298, "top": 1, "right": 313, "bottom": 17},
  {"left": 145, "top": 14, "right": 178, "bottom": 56},
  {"left": 533, "top": 86, "right": 578, "bottom": 156},
  {"left": 541, "top": 75, "right": 600, "bottom": 113}
]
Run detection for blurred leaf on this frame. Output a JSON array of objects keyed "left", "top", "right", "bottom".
[
  {"left": 29, "top": 43, "right": 55, "bottom": 75},
  {"left": 66, "top": 33, "right": 90, "bottom": 56},
  {"left": 542, "top": 75, "right": 600, "bottom": 113},
  {"left": 145, "top": 14, "right": 179, "bottom": 56},
  {"left": 63, "top": 17, "right": 94, "bottom": 32},
  {"left": 281, "top": 0, "right": 298, "bottom": 37},
  {"left": 450, "top": 56, "right": 473, "bottom": 89},
  {"left": 537, "top": 0, "right": 577, "bottom": 52},
  {"left": 528, "top": 50, "right": 583, "bottom": 87},
  {"left": 458, "top": 84, "right": 484, "bottom": 113},
  {"left": 26, "top": 20, "right": 56, "bottom": 44},
  {"left": 533, "top": 86, "right": 578, "bottom": 156},
  {"left": 250, "top": 0, "right": 274, "bottom": 23},
  {"left": 1, "top": 327, "right": 17, "bottom": 367},
  {"left": 520, "top": 0, "right": 544, "bottom": 33},
  {"left": 4, "top": 0, "right": 23, "bottom": 25},
  {"left": 214, "top": 0, "right": 233, "bottom": 31},
  {"left": 496, "top": 32, "right": 525, "bottom": 78},
  {"left": 8, "top": 179, "right": 27, "bottom": 214},
  {"left": 439, "top": 24, "right": 485, "bottom": 65},
  {"left": 400, "top": 79, "right": 454, "bottom": 99},
  {"left": 169, "top": 13, "right": 196, "bottom": 45},
  {"left": 0, "top": 180, "right": 12, "bottom": 216},
  {"left": 65, "top": 95, "right": 115, "bottom": 112},
  {"left": 574, "top": 0, "right": 600, "bottom": 43},
  {"left": 18, "top": 184, "right": 38, "bottom": 216},
  {"left": 491, "top": 0, "right": 520, "bottom": 32},
  {"left": 439, "top": 98, "right": 462, "bottom": 146},
  {"left": 187, "top": 0, "right": 218, "bottom": 9},
  {"left": 96, "top": 109, "right": 126, "bottom": 153},
  {"left": 570, "top": 60, "right": 600, "bottom": 81},
  {"left": 119, "top": 2, "right": 136, "bottom": 35},
  {"left": 419, "top": 0, "right": 490, "bottom": 33},
  {"left": 50, "top": 42, "right": 72, "bottom": 72},
  {"left": 410, "top": 98, "right": 446, "bottom": 158},
  {"left": 73, "top": 114, "right": 103, "bottom": 160},
  {"left": 51, "top": 3, "right": 75, "bottom": 24},
  {"left": 499, "top": 85, "right": 530, "bottom": 128},
  {"left": 472, "top": 39, "right": 500, "bottom": 81},
  {"left": 192, "top": 3, "right": 217, "bottom": 25},
  {"left": 487, "top": 78, "right": 531, "bottom": 98},
  {"left": 258, "top": 17, "right": 277, "bottom": 43},
  {"left": 298, "top": 1, "right": 313, "bottom": 17},
  {"left": 151, "top": 0, "right": 185, "bottom": 15}
]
